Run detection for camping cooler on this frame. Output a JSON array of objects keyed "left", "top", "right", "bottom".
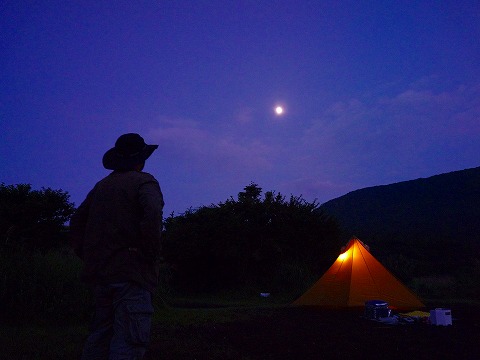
[
  {"left": 365, "top": 300, "right": 391, "bottom": 320},
  {"left": 429, "top": 308, "right": 452, "bottom": 326}
]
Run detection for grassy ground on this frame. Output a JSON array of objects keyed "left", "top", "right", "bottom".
[
  {"left": 0, "top": 323, "right": 87, "bottom": 359},
  {"left": 1, "top": 297, "right": 479, "bottom": 359},
  {"left": 146, "top": 303, "right": 480, "bottom": 360}
]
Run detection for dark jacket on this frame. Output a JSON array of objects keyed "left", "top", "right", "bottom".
[{"left": 70, "top": 170, "right": 164, "bottom": 292}]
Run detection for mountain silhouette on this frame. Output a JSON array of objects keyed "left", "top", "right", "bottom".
[{"left": 320, "top": 166, "right": 480, "bottom": 276}]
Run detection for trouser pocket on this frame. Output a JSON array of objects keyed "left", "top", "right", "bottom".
[{"left": 126, "top": 303, "right": 154, "bottom": 346}]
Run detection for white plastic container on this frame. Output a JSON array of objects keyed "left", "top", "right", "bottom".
[{"left": 429, "top": 308, "right": 452, "bottom": 326}]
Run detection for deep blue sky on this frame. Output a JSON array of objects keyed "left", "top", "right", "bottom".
[{"left": 1, "top": 1, "right": 479, "bottom": 215}]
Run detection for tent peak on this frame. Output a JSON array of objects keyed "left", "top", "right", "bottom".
[{"left": 342, "top": 236, "right": 370, "bottom": 252}]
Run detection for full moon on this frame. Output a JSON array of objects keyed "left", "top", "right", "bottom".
[{"left": 275, "top": 106, "right": 284, "bottom": 115}]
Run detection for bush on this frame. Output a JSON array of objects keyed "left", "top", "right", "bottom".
[
  {"left": 0, "top": 183, "right": 75, "bottom": 252},
  {"left": 163, "top": 183, "right": 341, "bottom": 295},
  {"left": 454, "top": 259, "right": 480, "bottom": 300},
  {"left": 410, "top": 259, "right": 480, "bottom": 302},
  {"left": 410, "top": 275, "right": 457, "bottom": 300},
  {"left": 0, "top": 248, "right": 90, "bottom": 324}
]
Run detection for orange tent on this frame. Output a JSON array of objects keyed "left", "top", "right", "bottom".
[{"left": 293, "top": 237, "right": 425, "bottom": 309}]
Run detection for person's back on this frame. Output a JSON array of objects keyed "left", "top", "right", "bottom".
[
  {"left": 75, "top": 170, "right": 163, "bottom": 292},
  {"left": 70, "top": 133, "right": 164, "bottom": 360}
]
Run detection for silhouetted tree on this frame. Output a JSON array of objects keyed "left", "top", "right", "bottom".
[
  {"left": 163, "top": 183, "right": 341, "bottom": 294},
  {"left": 0, "top": 183, "right": 75, "bottom": 252}
]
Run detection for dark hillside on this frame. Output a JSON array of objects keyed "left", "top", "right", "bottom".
[{"left": 320, "top": 166, "right": 480, "bottom": 278}]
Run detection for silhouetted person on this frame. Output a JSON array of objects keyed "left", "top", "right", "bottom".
[{"left": 70, "top": 133, "right": 164, "bottom": 359}]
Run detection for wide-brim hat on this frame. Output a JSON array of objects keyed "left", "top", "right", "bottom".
[{"left": 102, "top": 133, "right": 158, "bottom": 170}]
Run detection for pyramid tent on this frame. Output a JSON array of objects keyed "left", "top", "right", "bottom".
[{"left": 293, "top": 237, "right": 424, "bottom": 309}]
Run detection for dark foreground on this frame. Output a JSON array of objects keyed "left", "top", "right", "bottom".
[{"left": 145, "top": 305, "right": 480, "bottom": 360}]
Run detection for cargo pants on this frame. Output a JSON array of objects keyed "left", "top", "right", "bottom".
[{"left": 81, "top": 282, "right": 154, "bottom": 360}]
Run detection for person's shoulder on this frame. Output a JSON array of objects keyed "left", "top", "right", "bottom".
[
  {"left": 95, "top": 172, "right": 116, "bottom": 186},
  {"left": 135, "top": 171, "right": 159, "bottom": 183}
]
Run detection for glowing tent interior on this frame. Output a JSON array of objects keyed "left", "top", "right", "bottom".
[{"left": 293, "top": 237, "right": 425, "bottom": 309}]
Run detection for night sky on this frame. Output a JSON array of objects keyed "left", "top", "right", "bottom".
[{"left": 2, "top": 1, "right": 479, "bottom": 215}]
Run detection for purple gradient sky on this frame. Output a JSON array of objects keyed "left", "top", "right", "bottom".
[{"left": 1, "top": 1, "right": 479, "bottom": 215}]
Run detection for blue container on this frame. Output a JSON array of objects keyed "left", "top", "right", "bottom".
[{"left": 365, "top": 300, "right": 391, "bottom": 319}]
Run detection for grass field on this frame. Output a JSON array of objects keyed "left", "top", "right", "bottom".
[
  {"left": 146, "top": 302, "right": 480, "bottom": 360},
  {"left": 2, "top": 297, "right": 479, "bottom": 360}
]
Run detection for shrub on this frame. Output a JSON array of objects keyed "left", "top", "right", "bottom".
[
  {"left": 410, "top": 275, "right": 457, "bottom": 300},
  {"left": 0, "top": 248, "right": 90, "bottom": 324},
  {"left": 163, "top": 183, "right": 341, "bottom": 295},
  {"left": 0, "top": 183, "right": 75, "bottom": 252}
]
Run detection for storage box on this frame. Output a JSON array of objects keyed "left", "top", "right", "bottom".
[
  {"left": 365, "top": 300, "right": 391, "bottom": 320},
  {"left": 429, "top": 308, "right": 452, "bottom": 326}
]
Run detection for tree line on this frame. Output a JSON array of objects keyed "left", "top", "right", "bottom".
[
  {"left": 162, "top": 183, "right": 341, "bottom": 294},
  {"left": 0, "top": 182, "right": 341, "bottom": 322}
]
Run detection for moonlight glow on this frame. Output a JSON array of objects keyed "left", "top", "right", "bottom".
[{"left": 275, "top": 106, "right": 284, "bottom": 115}]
